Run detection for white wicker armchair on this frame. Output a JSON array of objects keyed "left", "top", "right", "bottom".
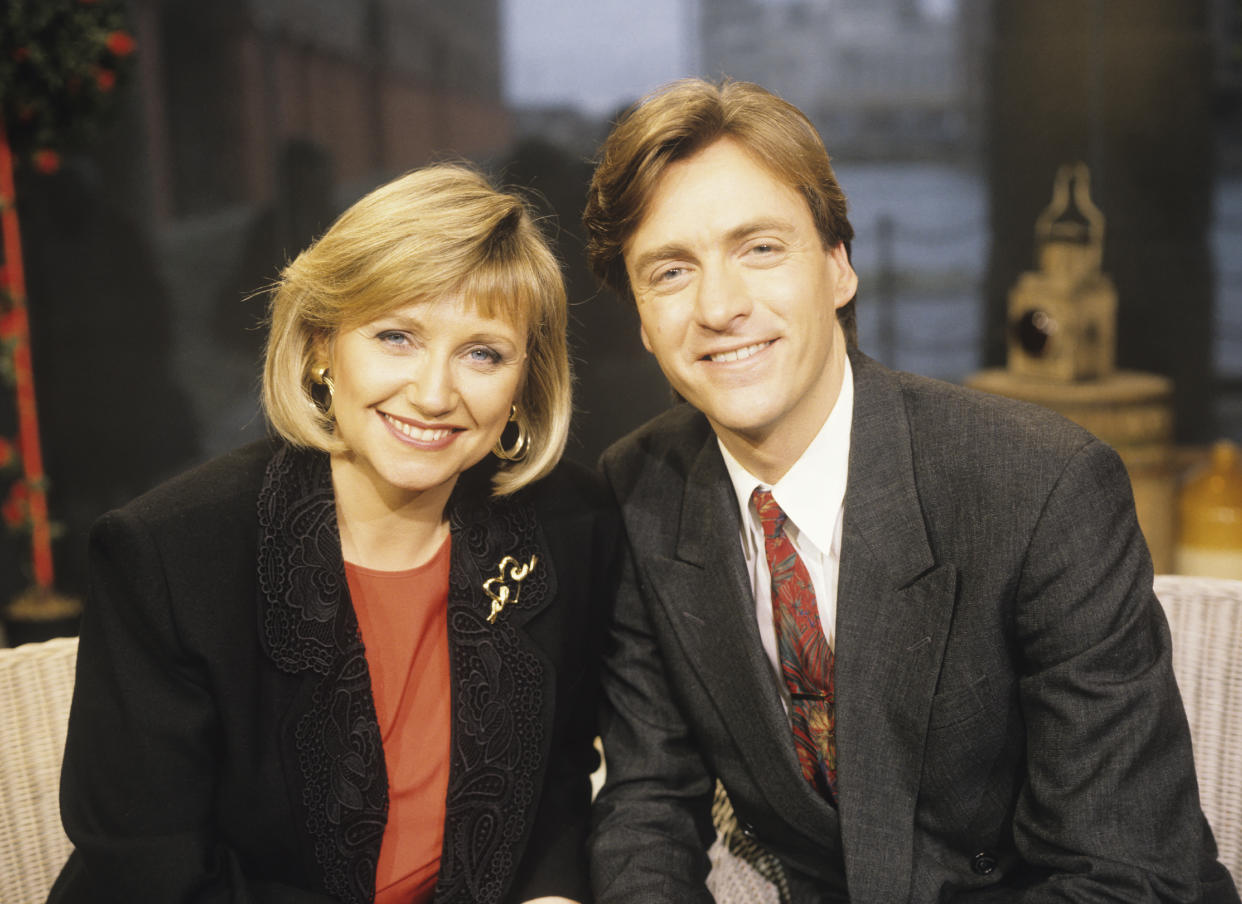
[
  {"left": 4, "top": 577, "right": 1236, "bottom": 903},
  {"left": 0, "top": 635, "right": 78, "bottom": 904},
  {"left": 707, "top": 780, "right": 789, "bottom": 903},
  {"left": 1154, "top": 574, "right": 1242, "bottom": 879}
]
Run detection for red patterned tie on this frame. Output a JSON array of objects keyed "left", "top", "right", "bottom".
[{"left": 752, "top": 488, "right": 837, "bottom": 802}]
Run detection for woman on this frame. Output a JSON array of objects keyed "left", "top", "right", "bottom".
[{"left": 50, "top": 165, "right": 616, "bottom": 904}]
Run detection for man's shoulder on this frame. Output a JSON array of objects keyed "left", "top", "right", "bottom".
[
  {"left": 855, "top": 352, "right": 1096, "bottom": 459},
  {"left": 600, "top": 402, "right": 713, "bottom": 474},
  {"left": 596, "top": 403, "right": 719, "bottom": 517},
  {"left": 899, "top": 369, "right": 1096, "bottom": 455}
]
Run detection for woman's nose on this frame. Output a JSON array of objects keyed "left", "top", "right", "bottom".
[{"left": 405, "top": 356, "right": 455, "bottom": 416}]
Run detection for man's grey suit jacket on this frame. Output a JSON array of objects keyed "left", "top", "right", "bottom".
[{"left": 590, "top": 350, "right": 1238, "bottom": 903}]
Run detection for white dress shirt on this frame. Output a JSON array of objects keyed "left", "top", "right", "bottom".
[{"left": 719, "top": 356, "right": 853, "bottom": 694}]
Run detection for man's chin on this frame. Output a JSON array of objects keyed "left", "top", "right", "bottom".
[{"left": 704, "top": 411, "right": 775, "bottom": 445}]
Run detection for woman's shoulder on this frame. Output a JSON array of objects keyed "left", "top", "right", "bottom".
[
  {"left": 519, "top": 456, "right": 614, "bottom": 519},
  {"left": 85, "top": 442, "right": 288, "bottom": 620},
  {"left": 111, "top": 438, "right": 283, "bottom": 531}
]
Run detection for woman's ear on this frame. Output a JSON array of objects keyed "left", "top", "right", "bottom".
[{"left": 310, "top": 331, "right": 333, "bottom": 372}]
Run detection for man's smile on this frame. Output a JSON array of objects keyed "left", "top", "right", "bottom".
[{"left": 704, "top": 340, "right": 774, "bottom": 363}]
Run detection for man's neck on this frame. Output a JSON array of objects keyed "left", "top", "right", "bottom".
[{"left": 713, "top": 345, "right": 849, "bottom": 486}]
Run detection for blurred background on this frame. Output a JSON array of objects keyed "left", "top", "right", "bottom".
[{"left": 1, "top": 0, "right": 1240, "bottom": 631}]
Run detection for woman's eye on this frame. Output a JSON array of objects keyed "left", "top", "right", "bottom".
[
  {"left": 467, "top": 346, "right": 503, "bottom": 365},
  {"left": 376, "top": 330, "right": 409, "bottom": 346},
  {"left": 656, "top": 266, "right": 685, "bottom": 283}
]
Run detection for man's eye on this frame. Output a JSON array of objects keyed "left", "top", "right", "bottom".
[{"left": 656, "top": 266, "right": 685, "bottom": 282}]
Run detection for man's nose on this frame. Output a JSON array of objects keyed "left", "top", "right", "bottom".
[{"left": 694, "top": 264, "right": 752, "bottom": 331}]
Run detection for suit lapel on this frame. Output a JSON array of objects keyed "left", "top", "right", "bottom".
[
  {"left": 435, "top": 484, "right": 554, "bottom": 904},
  {"left": 256, "top": 446, "right": 386, "bottom": 904},
  {"left": 834, "top": 352, "right": 958, "bottom": 904},
  {"left": 644, "top": 431, "right": 843, "bottom": 838}
]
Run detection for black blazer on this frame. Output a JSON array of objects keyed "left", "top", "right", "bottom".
[
  {"left": 590, "top": 350, "right": 1237, "bottom": 903},
  {"left": 51, "top": 440, "right": 619, "bottom": 904}
]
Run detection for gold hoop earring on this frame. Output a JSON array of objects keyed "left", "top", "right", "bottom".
[
  {"left": 310, "top": 365, "right": 335, "bottom": 419},
  {"left": 492, "top": 404, "right": 530, "bottom": 462}
]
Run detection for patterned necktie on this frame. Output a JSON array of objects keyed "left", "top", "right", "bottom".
[{"left": 752, "top": 488, "right": 837, "bottom": 802}]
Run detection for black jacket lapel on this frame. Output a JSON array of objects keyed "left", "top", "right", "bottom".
[
  {"left": 256, "top": 446, "right": 387, "bottom": 904},
  {"left": 434, "top": 482, "right": 553, "bottom": 904}
]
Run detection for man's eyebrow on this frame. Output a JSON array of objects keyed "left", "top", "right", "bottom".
[
  {"left": 630, "top": 243, "right": 693, "bottom": 277},
  {"left": 629, "top": 219, "right": 799, "bottom": 276},
  {"left": 725, "top": 218, "right": 797, "bottom": 243}
]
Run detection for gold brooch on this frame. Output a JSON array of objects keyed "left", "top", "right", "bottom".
[{"left": 483, "top": 554, "right": 539, "bottom": 624}]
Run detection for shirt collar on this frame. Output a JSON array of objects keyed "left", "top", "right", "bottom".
[{"left": 719, "top": 355, "right": 854, "bottom": 553}]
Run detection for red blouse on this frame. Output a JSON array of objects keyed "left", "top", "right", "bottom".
[{"left": 346, "top": 536, "right": 452, "bottom": 904}]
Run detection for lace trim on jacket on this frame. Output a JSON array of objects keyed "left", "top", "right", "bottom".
[
  {"left": 258, "top": 446, "right": 387, "bottom": 904},
  {"left": 257, "top": 446, "right": 552, "bottom": 904},
  {"left": 435, "top": 488, "right": 552, "bottom": 903}
]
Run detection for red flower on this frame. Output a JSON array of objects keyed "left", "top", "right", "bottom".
[
  {"left": 105, "top": 31, "right": 136, "bottom": 57},
  {"left": 0, "top": 437, "right": 19, "bottom": 471},
  {"left": 95, "top": 68, "right": 117, "bottom": 92},
  {"left": 13, "top": 47, "right": 29, "bottom": 63},
  {"left": 0, "top": 307, "right": 28, "bottom": 338},
  {"left": 3, "top": 481, "right": 31, "bottom": 530},
  {"left": 0, "top": 272, "right": 17, "bottom": 312},
  {"left": 32, "top": 149, "right": 61, "bottom": 174}
]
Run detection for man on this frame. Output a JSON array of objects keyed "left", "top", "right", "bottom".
[{"left": 583, "top": 78, "right": 1238, "bottom": 903}]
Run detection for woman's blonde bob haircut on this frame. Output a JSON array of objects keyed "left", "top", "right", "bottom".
[{"left": 263, "top": 163, "right": 570, "bottom": 496}]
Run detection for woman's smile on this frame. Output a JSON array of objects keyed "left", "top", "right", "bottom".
[{"left": 379, "top": 411, "right": 461, "bottom": 448}]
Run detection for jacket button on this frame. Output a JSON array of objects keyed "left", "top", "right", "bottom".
[
  {"left": 971, "top": 851, "right": 997, "bottom": 876},
  {"left": 740, "top": 822, "right": 758, "bottom": 841}
]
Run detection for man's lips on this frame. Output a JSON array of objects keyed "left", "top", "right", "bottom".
[{"left": 702, "top": 339, "right": 774, "bottom": 363}]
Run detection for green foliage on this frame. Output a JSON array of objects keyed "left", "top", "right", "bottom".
[{"left": 0, "top": 0, "right": 136, "bottom": 169}]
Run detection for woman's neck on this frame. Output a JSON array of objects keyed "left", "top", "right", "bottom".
[{"left": 329, "top": 455, "right": 455, "bottom": 572}]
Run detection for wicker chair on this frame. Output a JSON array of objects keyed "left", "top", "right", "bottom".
[
  {"left": 707, "top": 780, "right": 788, "bottom": 903},
  {"left": 0, "top": 635, "right": 78, "bottom": 904},
  {"left": 1154, "top": 574, "right": 1242, "bottom": 879},
  {"left": 5, "top": 577, "right": 1235, "bottom": 902}
]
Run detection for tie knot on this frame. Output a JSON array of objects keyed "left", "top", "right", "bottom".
[{"left": 751, "top": 488, "right": 787, "bottom": 540}]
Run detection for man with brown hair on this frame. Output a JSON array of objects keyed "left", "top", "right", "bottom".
[{"left": 584, "top": 78, "right": 1236, "bottom": 903}]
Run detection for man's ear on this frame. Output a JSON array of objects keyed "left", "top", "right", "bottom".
[
  {"left": 640, "top": 321, "right": 653, "bottom": 353},
  {"left": 830, "top": 242, "right": 858, "bottom": 310}
]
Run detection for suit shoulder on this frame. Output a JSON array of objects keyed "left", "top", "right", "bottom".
[
  {"left": 895, "top": 368, "right": 1097, "bottom": 460},
  {"left": 885, "top": 369, "right": 1128, "bottom": 520},
  {"left": 599, "top": 403, "right": 711, "bottom": 481},
  {"left": 108, "top": 438, "right": 280, "bottom": 534}
]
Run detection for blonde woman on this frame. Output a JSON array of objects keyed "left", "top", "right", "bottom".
[{"left": 51, "top": 165, "right": 616, "bottom": 904}]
